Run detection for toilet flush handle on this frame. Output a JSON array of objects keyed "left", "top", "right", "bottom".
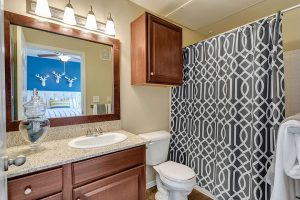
[{"left": 146, "top": 142, "right": 153, "bottom": 149}]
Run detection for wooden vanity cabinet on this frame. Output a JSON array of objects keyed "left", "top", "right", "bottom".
[
  {"left": 41, "top": 193, "right": 63, "bottom": 200},
  {"left": 8, "top": 146, "right": 146, "bottom": 200},
  {"left": 131, "top": 12, "right": 183, "bottom": 86},
  {"left": 73, "top": 166, "right": 144, "bottom": 200},
  {"left": 8, "top": 168, "right": 63, "bottom": 200}
]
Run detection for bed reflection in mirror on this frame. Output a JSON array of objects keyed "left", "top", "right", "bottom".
[{"left": 10, "top": 25, "right": 113, "bottom": 120}]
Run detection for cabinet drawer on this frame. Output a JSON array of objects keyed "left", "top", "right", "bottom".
[
  {"left": 73, "top": 165, "right": 145, "bottom": 200},
  {"left": 73, "top": 146, "right": 145, "bottom": 185},
  {"left": 8, "top": 168, "right": 63, "bottom": 200},
  {"left": 41, "top": 193, "right": 63, "bottom": 200}
]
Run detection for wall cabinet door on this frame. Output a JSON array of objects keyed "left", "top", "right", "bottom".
[
  {"left": 73, "top": 165, "right": 145, "bottom": 200},
  {"left": 147, "top": 14, "right": 182, "bottom": 85},
  {"left": 131, "top": 12, "right": 183, "bottom": 86}
]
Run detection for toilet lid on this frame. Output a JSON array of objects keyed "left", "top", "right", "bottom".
[{"left": 158, "top": 161, "right": 195, "bottom": 181}]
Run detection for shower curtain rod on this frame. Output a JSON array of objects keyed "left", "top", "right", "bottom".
[{"left": 199, "top": 3, "right": 300, "bottom": 43}]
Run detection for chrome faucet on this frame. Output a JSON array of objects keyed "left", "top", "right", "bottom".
[
  {"left": 95, "top": 127, "right": 103, "bottom": 135},
  {"left": 86, "top": 127, "right": 103, "bottom": 137}
]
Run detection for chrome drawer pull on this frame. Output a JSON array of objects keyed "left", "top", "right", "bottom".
[{"left": 24, "top": 186, "right": 32, "bottom": 195}]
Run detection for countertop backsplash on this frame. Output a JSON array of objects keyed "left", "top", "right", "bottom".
[{"left": 6, "top": 120, "right": 122, "bottom": 148}]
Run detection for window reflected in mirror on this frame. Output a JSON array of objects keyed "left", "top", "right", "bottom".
[{"left": 10, "top": 25, "right": 113, "bottom": 121}]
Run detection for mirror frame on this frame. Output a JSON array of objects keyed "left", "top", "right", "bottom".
[{"left": 4, "top": 11, "right": 120, "bottom": 132}]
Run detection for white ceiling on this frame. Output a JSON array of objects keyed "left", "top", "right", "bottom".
[{"left": 130, "top": 0, "right": 265, "bottom": 30}]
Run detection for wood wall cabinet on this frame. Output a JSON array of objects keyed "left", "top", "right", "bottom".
[
  {"left": 131, "top": 12, "right": 183, "bottom": 86},
  {"left": 8, "top": 146, "right": 146, "bottom": 200}
]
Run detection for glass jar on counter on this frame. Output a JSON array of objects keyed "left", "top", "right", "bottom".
[{"left": 19, "top": 89, "right": 50, "bottom": 150}]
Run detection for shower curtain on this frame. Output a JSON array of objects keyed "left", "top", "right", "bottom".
[{"left": 169, "top": 13, "right": 285, "bottom": 200}]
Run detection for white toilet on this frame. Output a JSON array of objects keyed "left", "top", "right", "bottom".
[{"left": 139, "top": 131, "right": 196, "bottom": 200}]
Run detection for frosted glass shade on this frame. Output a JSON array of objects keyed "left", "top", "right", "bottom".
[
  {"left": 63, "top": 4, "right": 76, "bottom": 25},
  {"left": 105, "top": 19, "right": 115, "bottom": 36},
  {"left": 85, "top": 12, "right": 97, "bottom": 30},
  {"left": 35, "top": 0, "right": 51, "bottom": 18},
  {"left": 58, "top": 55, "right": 71, "bottom": 62}
]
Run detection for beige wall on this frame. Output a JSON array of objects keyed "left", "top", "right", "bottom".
[
  {"left": 4, "top": 0, "right": 204, "bottom": 134},
  {"left": 282, "top": 7, "right": 300, "bottom": 117},
  {"left": 4, "top": 0, "right": 204, "bottom": 185},
  {"left": 283, "top": 7, "right": 300, "bottom": 51},
  {"left": 284, "top": 50, "right": 300, "bottom": 117}
]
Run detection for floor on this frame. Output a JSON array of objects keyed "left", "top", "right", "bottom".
[{"left": 146, "top": 187, "right": 213, "bottom": 200}]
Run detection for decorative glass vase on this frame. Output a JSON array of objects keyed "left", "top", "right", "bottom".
[{"left": 19, "top": 89, "right": 50, "bottom": 150}]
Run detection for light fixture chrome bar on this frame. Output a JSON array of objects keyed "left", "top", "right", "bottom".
[{"left": 26, "top": 0, "right": 108, "bottom": 35}]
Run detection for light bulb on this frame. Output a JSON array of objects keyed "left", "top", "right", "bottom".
[
  {"left": 35, "top": 0, "right": 51, "bottom": 18},
  {"left": 85, "top": 6, "right": 97, "bottom": 30},
  {"left": 58, "top": 55, "right": 71, "bottom": 62},
  {"left": 63, "top": 0, "right": 76, "bottom": 25},
  {"left": 105, "top": 13, "right": 116, "bottom": 36}
]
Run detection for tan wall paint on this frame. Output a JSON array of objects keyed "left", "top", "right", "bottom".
[
  {"left": 283, "top": 8, "right": 300, "bottom": 51},
  {"left": 4, "top": 0, "right": 204, "bottom": 185},
  {"left": 284, "top": 50, "right": 300, "bottom": 117},
  {"left": 283, "top": 8, "right": 300, "bottom": 117},
  {"left": 4, "top": 0, "right": 204, "bottom": 133}
]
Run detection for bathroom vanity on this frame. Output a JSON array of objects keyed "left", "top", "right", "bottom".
[{"left": 6, "top": 131, "right": 148, "bottom": 200}]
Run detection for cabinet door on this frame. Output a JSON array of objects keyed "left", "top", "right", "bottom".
[
  {"left": 73, "top": 165, "right": 145, "bottom": 200},
  {"left": 41, "top": 193, "right": 63, "bottom": 200},
  {"left": 148, "top": 14, "right": 182, "bottom": 85}
]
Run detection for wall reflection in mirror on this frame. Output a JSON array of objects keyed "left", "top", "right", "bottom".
[{"left": 10, "top": 25, "right": 113, "bottom": 121}]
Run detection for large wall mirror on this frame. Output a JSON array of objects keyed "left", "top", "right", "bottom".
[{"left": 4, "top": 12, "right": 120, "bottom": 131}]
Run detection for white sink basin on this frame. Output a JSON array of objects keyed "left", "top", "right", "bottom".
[{"left": 68, "top": 132, "right": 128, "bottom": 149}]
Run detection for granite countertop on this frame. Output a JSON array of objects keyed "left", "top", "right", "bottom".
[{"left": 6, "top": 130, "right": 149, "bottom": 179}]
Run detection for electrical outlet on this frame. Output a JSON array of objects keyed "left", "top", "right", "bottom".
[{"left": 93, "top": 96, "right": 100, "bottom": 103}]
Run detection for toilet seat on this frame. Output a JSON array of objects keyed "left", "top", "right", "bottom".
[
  {"left": 156, "top": 161, "right": 196, "bottom": 182},
  {"left": 159, "top": 172, "right": 196, "bottom": 190}
]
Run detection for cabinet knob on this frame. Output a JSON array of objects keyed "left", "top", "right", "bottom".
[
  {"left": 24, "top": 186, "right": 32, "bottom": 195},
  {"left": 3, "top": 155, "right": 26, "bottom": 171},
  {"left": 150, "top": 72, "right": 154, "bottom": 76},
  {"left": 76, "top": 198, "right": 81, "bottom": 200}
]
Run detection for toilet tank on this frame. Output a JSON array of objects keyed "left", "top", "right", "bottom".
[{"left": 139, "top": 130, "right": 171, "bottom": 166}]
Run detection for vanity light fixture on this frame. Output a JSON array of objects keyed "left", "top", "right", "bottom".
[
  {"left": 35, "top": 0, "right": 51, "bottom": 18},
  {"left": 105, "top": 13, "right": 116, "bottom": 36},
  {"left": 27, "top": 0, "right": 116, "bottom": 36},
  {"left": 63, "top": 0, "right": 77, "bottom": 25},
  {"left": 85, "top": 6, "right": 97, "bottom": 30}
]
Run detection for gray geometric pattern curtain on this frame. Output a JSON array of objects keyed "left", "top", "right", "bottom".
[{"left": 169, "top": 13, "right": 285, "bottom": 200}]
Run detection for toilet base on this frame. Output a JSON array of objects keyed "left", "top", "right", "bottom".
[
  {"left": 168, "top": 190, "right": 190, "bottom": 200},
  {"left": 155, "top": 174, "right": 169, "bottom": 200},
  {"left": 154, "top": 174, "right": 193, "bottom": 200}
]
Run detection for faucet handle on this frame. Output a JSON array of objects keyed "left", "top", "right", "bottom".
[
  {"left": 86, "top": 128, "right": 92, "bottom": 136},
  {"left": 95, "top": 127, "right": 103, "bottom": 134}
]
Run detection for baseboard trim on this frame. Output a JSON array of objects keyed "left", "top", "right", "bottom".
[
  {"left": 194, "top": 185, "right": 217, "bottom": 200},
  {"left": 146, "top": 180, "right": 157, "bottom": 189}
]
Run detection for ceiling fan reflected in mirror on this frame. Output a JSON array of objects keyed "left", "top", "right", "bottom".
[{"left": 37, "top": 52, "right": 80, "bottom": 62}]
